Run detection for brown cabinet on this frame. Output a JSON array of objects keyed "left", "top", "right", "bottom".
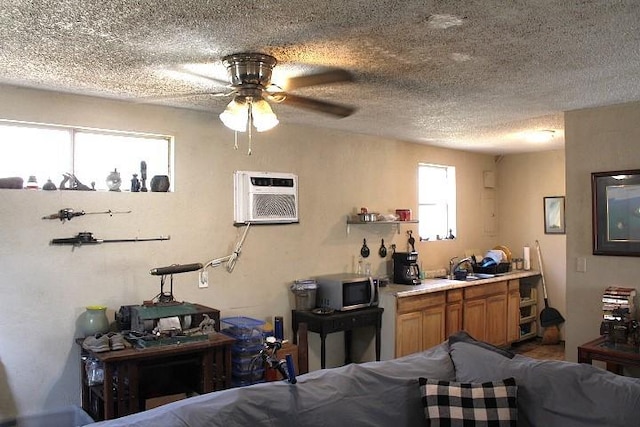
[
  {"left": 463, "top": 281, "right": 508, "bottom": 346},
  {"left": 396, "top": 291, "right": 446, "bottom": 357},
  {"left": 445, "top": 289, "right": 463, "bottom": 337},
  {"left": 462, "top": 298, "right": 487, "bottom": 341},
  {"left": 388, "top": 274, "right": 538, "bottom": 359}
]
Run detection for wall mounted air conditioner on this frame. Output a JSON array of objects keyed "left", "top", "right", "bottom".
[{"left": 234, "top": 171, "right": 299, "bottom": 224}]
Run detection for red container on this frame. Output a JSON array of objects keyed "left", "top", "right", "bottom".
[{"left": 395, "top": 209, "right": 412, "bottom": 221}]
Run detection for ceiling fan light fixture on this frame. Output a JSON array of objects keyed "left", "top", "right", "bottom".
[
  {"left": 219, "top": 99, "right": 249, "bottom": 132},
  {"left": 252, "top": 99, "right": 279, "bottom": 132}
]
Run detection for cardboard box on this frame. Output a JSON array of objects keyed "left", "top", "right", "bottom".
[{"left": 145, "top": 393, "right": 187, "bottom": 410}]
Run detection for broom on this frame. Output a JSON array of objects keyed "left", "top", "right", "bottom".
[{"left": 535, "top": 240, "right": 565, "bottom": 345}]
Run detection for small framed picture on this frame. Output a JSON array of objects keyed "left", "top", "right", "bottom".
[
  {"left": 592, "top": 170, "right": 640, "bottom": 256},
  {"left": 544, "top": 196, "right": 565, "bottom": 234}
]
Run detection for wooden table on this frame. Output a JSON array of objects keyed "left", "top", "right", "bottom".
[
  {"left": 577, "top": 336, "right": 640, "bottom": 374},
  {"left": 79, "top": 332, "right": 235, "bottom": 421},
  {"left": 291, "top": 307, "right": 383, "bottom": 369}
]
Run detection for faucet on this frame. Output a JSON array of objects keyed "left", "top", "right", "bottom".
[
  {"left": 448, "top": 257, "right": 458, "bottom": 279},
  {"left": 450, "top": 257, "right": 473, "bottom": 279}
]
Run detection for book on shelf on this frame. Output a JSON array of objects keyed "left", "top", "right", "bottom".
[
  {"left": 603, "top": 286, "right": 636, "bottom": 296},
  {"left": 602, "top": 296, "right": 632, "bottom": 304}
]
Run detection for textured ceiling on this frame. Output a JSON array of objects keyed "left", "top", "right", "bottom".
[{"left": 1, "top": 1, "right": 640, "bottom": 154}]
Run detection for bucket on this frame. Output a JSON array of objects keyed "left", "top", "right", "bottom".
[{"left": 290, "top": 279, "right": 318, "bottom": 311}]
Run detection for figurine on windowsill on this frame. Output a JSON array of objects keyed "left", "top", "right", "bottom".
[
  {"left": 131, "top": 174, "right": 141, "bottom": 192},
  {"left": 59, "top": 173, "right": 94, "bottom": 190},
  {"left": 106, "top": 169, "right": 122, "bottom": 192},
  {"left": 140, "top": 161, "right": 148, "bottom": 192}
]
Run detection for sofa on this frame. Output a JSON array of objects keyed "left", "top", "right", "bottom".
[{"left": 85, "top": 332, "right": 640, "bottom": 427}]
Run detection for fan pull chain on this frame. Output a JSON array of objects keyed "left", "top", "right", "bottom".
[
  {"left": 233, "top": 131, "right": 239, "bottom": 150},
  {"left": 247, "top": 101, "right": 253, "bottom": 155}
]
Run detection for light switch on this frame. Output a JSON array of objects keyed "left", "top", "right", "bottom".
[{"left": 576, "top": 257, "right": 587, "bottom": 273}]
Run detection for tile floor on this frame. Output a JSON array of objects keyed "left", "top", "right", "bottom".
[{"left": 511, "top": 338, "right": 565, "bottom": 361}]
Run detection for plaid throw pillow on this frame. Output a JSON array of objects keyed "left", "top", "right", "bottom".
[{"left": 419, "top": 377, "right": 517, "bottom": 427}]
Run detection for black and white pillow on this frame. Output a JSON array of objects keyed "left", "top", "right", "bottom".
[{"left": 418, "top": 377, "right": 517, "bottom": 427}]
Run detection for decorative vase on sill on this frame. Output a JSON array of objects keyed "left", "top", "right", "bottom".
[
  {"left": 81, "top": 305, "right": 109, "bottom": 336},
  {"left": 150, "top": 175, "right": 170, "bottom": 192}
]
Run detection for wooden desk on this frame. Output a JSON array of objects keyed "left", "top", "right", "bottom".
[
  {"left": 291, "top": 307, "right": 383, "bottom": 369},
  {"left": 578, "top": 336, "right": 640, "bottom": 374},
  {"left": 79, "top": 333, "right": 235, "bottom": 421}
]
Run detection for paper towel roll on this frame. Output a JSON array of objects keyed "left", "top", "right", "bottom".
[{"left": 523, "top": 246, "right": 531, "bottom": 270}]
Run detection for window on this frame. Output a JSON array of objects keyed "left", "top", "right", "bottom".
[
  {"left": 418, "top": 163, "right": 456, "bottom": 240},
  {"left": 0, "top": 120, "right": 172, "bottom": 191}
]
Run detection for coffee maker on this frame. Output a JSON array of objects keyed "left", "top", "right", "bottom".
[{"left": 392, "top": 252, "right": 421, "bottom": 285}]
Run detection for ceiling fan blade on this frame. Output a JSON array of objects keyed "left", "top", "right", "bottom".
[
  {"left": 178, "top": 68, "right": 230, "bottom": 88},
  {"left": 133, "top": 90, "right": 235, "bottom": 103},
  {"left": 278, "top": 93, "right": 355, "bottom": 118},
  {"left": 282, "top": 69, "right": 354, "bottom": 91}
]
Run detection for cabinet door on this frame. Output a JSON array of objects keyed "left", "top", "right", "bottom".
[
  {"left": 422, "top": 305, "right": 446, "bottom": 350},
  {"left": 486, "top": 294, "right": 508, "bottom": 346},
  {"left": 507, "top": 289, "right": 521, "bottom": 343},
  {"left": 396, "top": 311, "right": 423, "bottom": 357},
  {"left": 463, "top": 299, "right": 487, "bottom": 342},
  {"left": 446, "top": 302, "right": 463, "bottom": 337}
]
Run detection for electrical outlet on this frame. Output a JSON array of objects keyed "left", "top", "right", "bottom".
[
  {"left": 576, "top": 257, "right": 587, "bottom": 273},
  {"left": 199, "top": 270, "right": 208, "bottom": 288}
]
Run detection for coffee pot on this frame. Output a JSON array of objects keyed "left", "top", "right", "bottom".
[{"left": 392, "top": 252, "right": 421, "bottom": 285}]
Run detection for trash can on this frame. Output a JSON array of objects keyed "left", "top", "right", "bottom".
[{"left": 290, "top": 279, "right": 318, "bottom": 311}]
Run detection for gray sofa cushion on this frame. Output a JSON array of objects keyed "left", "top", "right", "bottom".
[
  {"left": 450, "top": 339, "right": 640, "bottom": 427},
  {"left": 448, "top": 331, "right": 515, "bottom": 359},
  {"left": 88, "top": 343, "right": 455, "bottom": 427}
]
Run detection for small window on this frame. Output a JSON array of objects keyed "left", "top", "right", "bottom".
[
  {"left": 0, "top": 121, "right": 171, "bottom": 191},
  {"left": 418, "top": 163, "right": 456, "bottom": 240}
]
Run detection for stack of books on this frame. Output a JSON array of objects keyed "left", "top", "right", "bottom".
[{"left": 602, "top": 286, "right": 637, "bottom": 321}]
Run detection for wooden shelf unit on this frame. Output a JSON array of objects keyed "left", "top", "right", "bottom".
[{"left": 516, "top": 281, "right": 538, "bottom": 341}]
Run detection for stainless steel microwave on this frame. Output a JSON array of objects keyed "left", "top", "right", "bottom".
[{"left": 315, "top": 273, "right": 379, "bottom": 311}]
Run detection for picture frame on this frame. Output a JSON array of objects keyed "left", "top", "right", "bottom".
[
  {"left": 592, "top": 170, "right": 640, "bottom": 256},
  {"left": 544, "top": 196, "right": 565, "bottom": 234}
]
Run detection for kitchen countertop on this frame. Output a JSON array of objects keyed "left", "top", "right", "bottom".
[{"left": 380, "top": 270, "right": 541, "bottom": 298}]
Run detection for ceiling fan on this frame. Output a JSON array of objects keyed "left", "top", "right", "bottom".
[
  {"left": 159, "top": 53, "right": 355, "bottom": 125},
  {"left": 217, "top": 52, "right": 355, "bottom": 133},
  {"left": 147, "top": 52, "right": 356, "bottom": 154}
]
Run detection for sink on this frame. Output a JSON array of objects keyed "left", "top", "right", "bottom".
[
  {"left": 464, "top": 273, "right": 496, "bottom": 281},
  {"left": 470, "top": 273, "right": 496, "bottom": 279},
  {"left": 431, "top": 273, "right": 495, "bottom": 281}
]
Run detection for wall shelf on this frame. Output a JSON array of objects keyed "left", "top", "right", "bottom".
[{"left": 346, "top": 218, "right": 418, "bottom": 235}]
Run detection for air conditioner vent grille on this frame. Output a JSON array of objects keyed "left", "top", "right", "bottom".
[{"left": 253, "top": 194, "right": 297, "bottom": 219}]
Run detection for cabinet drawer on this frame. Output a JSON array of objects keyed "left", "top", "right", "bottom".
[
  {"left": 464, "top": 281, "right": 507, "bottom": 299},
  {"left": 397, "top": 292, "right": 446, "bottom": 314},
  {"left": 330, "top": 313, "right": 377, "bottom": 331},
  {"left": 447, "top": 289, "right": 463, "bottom": 303}
]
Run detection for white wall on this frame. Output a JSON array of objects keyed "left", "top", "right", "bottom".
[
  {"left": 497, "top": 150, "right": 567, "bottom": 337},
  {"left": 565, "top": 101, "right": 640, "bottom": 362},
  {"left": 0, "top": 84, "right": 502, "bottom": 419}
]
